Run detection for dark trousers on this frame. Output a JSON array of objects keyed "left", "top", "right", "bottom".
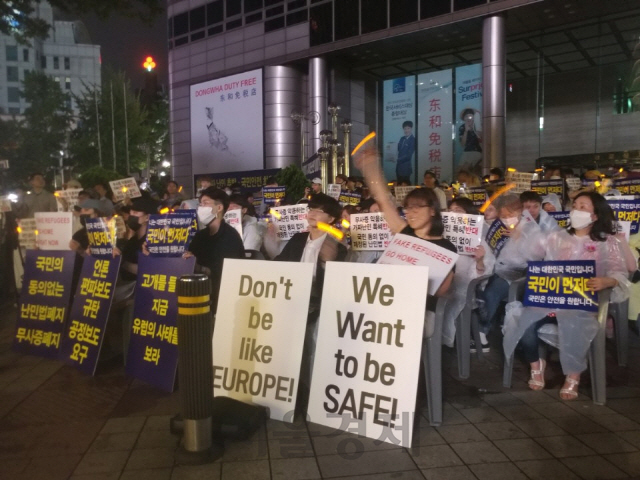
[
  {"left": 520, "top": 315, "right": 557, "bottom": 363},
  {"left": 479, "top": 275, "right": 510, "bottom": 334}
]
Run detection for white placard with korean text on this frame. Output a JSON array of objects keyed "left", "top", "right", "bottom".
[
  {"left": 308, "top": 262, "right": 428, "bottom": 448},
  {"left": 55, "top": 188, "right": 83, "bottom": 212},
  {"left": 350, "top": 213, "right": 392, "bottom": 251},
  {"left": 377, "top": 233, "right": 458, "bottom": 295},
  {"left": 394, "top": 186, "right": 420, "bottom": 206},
  {"left": 109, "top": 178, "right": 142, "bottom": 202},
  {"left": 18, "top": 218, "right": 37, "bottom": 249},
  {"left": 213, "top": 260, "right": 313, "bottom": 421},
  {"left": 505, "top": 171, "right": 534, "bottom": 194},
  {"left": 224, "top": 209, "right": 243, "bottom": 239},
  {"left": 327, "top": 184, "right": 341, "bottom": 201},
  {"left": 270, "top": 205, "right": 308, "bottom": 241},
  {"left": 34, "top": 212, "right": 73, "bottom": 251},
  {"left": 441, "top": 212, "right": 483, "bottom": 255}
]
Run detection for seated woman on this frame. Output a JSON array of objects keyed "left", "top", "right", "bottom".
[
  {"left": 477, "top": 194, "right": 543, "bottom": 352},
  {"left": 355, "top": 148, "right": 456, "bottom": 309},
  {"left": 228, "top": 194, "right": 265, "bottom": 252},
  {"left": 443, "top": 197, "right": 496, "bottom": 348},
  {"left": 503, "top": 192, "right": 630, "bottom": 400}
]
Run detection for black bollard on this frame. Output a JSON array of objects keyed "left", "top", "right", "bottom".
[{"left": 174, "top": 274, "right": 223, "bottom": 464}]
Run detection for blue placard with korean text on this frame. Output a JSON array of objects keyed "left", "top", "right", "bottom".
[
  {"left": 338, "top": 191, "right": 362, "bottom": 206},
  {"left": 262, "top": 186, "right": 286, "bottom": 206},
  {"left": 125, "top": 255, "right": 196, "bottom": 392},
  {"left": 59, "top": 255, "right": 122, "bottom": 375},
  {"left": 146, "top": 211, "right": 197, "bottom": 256},
  {"left": 548, "top": 211, "right": 570, "bottom": 229},
  {"left": 613, "top": 178, "right": 640, "bottom": 196},
  {"left": 86, "top": 218, "right": 117, "bottom": 258},
  {"left": 485, "top": 219, "right": 509, "bottom": 256},
  {"left": 531, "top": 179, "right": 565, "bottom": 199},
  {"left": 13, "top": 250, "right": 76, "bottom": 358},
  {"left": 523, "top": 260, "right": 598, "bottom": 312},
  {"left": 466, "top": 187, "right": 488, "bottom": 207},
  {"left": 607, "top": 198, "right": 640, "bottom": 234}
]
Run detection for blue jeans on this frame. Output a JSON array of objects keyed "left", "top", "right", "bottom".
[
  {"left": 520, "top": 316, "right": 557, "bottom": 363},
  {"left": 479, "top": 275, "right": 510, "bottom": 334}
]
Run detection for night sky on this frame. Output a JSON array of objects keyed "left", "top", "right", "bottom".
[{"left": 81, "top": 9, "right": 168, "bottom": 89}]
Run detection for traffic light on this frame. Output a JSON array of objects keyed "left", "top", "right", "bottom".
[{"left": 143, "top": 56, "right": 156, "bottom": 72}]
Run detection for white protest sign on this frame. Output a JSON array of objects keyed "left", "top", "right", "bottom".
[
  {"left": 18, "top": 218, "right": 37, "bottom": 249},
  {"left": 616, "top": 221, "right": 631, "bottom": 242},
  {"left": 109, "top": 177, "right": 142, "bottom": 202},
  {"left": 505, "top": 171, "right": 534, "bottom": 194},
  {"left": 308, "top": 262, "right": 428, "bottom": 448},
  {"left": 34, "top": 212, "right": 73, "bottom": 250},
  {"left": 327, "top": 184, "right": 341, "bottom": 201},
  {"left": 565, "top": 177, "right": 582, "bottom": 191},
  {"left": 441, "top": 212, "right": 483, "bottom": 256},
  {"left": 394, "top": 186, "right": 419, "bottom": 206},
  {"left": 377, "top": 233, "right": 458, "bottom": 295},
  {"left": 224, "top": 209, "right": 243, "bottom": 239},
  {"left": 270, "top": 204, "right": 308, "bottom": 241},
  {"left": 212, "top": 259, "right": 314, "bottom": 421},
  {"left": 55, "top": 188, "right": 82, "bottom": 212},
  {"left": 0, "top": 196, "right": 12, "bottom": 212},
  {"left": 350, "top": 213, "right": 392, "bottom": 251}
]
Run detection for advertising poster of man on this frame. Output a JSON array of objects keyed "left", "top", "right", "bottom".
[
  {"left": 454, "top": 64, "right": 483, "bottom": 177},
  {"left": 190, "top": 68, "right": 264, "bottom": 175},
  {"left": 417, "top": 70, "right": 453, "bottom": 182},
  {"left": 382, "top": 76, "right": 416, "bottom": 184}
]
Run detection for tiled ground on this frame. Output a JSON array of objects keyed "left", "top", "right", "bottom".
[{"left": 1, "top": 303, "right": 639, "bottom": 480}]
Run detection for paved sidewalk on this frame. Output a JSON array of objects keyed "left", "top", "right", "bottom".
[{"left": 1, "top": 304, "right": 639, "bottom": 480}]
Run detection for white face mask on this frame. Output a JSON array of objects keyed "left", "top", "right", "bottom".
[
  {"left": 197, "top": 206, "right": 216, "bottom": 226},
  {"left": 550, "top": 175, "right": 562, "bottom": 180},
  {"left": 570, "top": 209, "right": 594, "bottom": 230},
  {"left": 502, "top": 216, "right": 519, "bottom": 229}
]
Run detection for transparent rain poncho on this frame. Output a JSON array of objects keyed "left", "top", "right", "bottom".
[
  {"left": 494, "top": 214, "right": 544, "bottom": 283},
  {"left": 503, "top": 230, "right": 631, "bottom": 374},
  {"left": 442, "top": 240, "right": 496, "bottom": 347}
]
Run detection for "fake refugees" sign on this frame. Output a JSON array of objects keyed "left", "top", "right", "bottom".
[
  {"left": 308, "top": 263, "right": 428, "bottom": 447},
  {"left": 212, "top": 259, "right": 313, "bottom": 421}
]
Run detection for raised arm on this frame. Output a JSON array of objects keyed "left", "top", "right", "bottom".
[{"left": 355, "top": 148, "right": 407, "bottom": 234}]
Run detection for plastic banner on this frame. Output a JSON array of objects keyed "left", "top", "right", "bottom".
[
  {"left": 270, "top": 205, "right": 309, "bottom": 241},
  {"left": 262, "top": 186, "right": 286, "bottom": 206},
  {"left": 485, "top": 219, "right": 509, "bottom": 256},
  {"left": 308, "top": 262, "right": 428, "bottom": 447},
  {"left": 531, "top": 179, "right": 565, "bottom": 199},
  {"left": 60, "top": 255, "right": 122, "bottom": 375},
  {"left": 13, "top": 250, "right": 76, "bottom": 358},
  {"left": 213, "top": 259, "right": 314, "bottom": 421},
  {"left": 146, "top": 211, "right": 197, "bottom": 256},
  {"left": 442, "top": 212, "right": 483, "bottom": 255},
  {"left": 377, "top": 233, "right": 458, "bottom": 295},
  {"left": 523, "top": 260, "right": 598, "bottom": 313},
  {"left": 86, "top": 218, "right": 117, "bottom": 258},
  {"left": 350, "top": 213, "right": 392, "bottom": 251},
  {"left": 126, "top": 255, "right": 196, "bottom": 392}
]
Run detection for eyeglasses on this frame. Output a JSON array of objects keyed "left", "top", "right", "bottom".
[{"left": 402, "top": 204, "right": 430, "bottom": 213}]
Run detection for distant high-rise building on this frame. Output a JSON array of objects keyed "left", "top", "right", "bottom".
[{"left": 0, "top": 1, "right": 101, "bottom": 117}]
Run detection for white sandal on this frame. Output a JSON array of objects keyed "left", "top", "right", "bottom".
[
  {"left": 560, "top": 376, "right": 580, "bottom": 400},
  {"left": 528, "top": 359, "right": 546, "bottom": 391}
]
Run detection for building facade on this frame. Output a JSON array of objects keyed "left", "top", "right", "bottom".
[
  {"left": 0, "top": 1, "right": 101, "bottom": 117},
  {"left": 167, "top": 0, "right": 640, "bottom": 193}
]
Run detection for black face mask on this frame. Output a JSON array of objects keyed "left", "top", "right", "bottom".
[
  {"left": 127, "top": 215, "right": 142, "bottom": 231},
  {"left": 79, "top": 214, "right": 91, "bottom": 227}
]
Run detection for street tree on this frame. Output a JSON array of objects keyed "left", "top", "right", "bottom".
[{"left": 0, "top": 0, "right": 163, "bottom": 44}]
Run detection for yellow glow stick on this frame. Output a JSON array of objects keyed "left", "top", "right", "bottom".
[
  {"left": 160, "top": 207, "right": 170, "bottom": 214},
  {"left": 317, "top": 222, "right": 344, "bottom": 241},
  {"left": 122, "top": 186, "right": 128, "bottom": 193},
  {"left": 351, "top": 132, "right": 376, "bottom": 156},
  {"left": 341, "top": 219, "right": 350, "bottom": 228},
  {"left": 269, "top": 208, "right": 281, "bottom": 219},
  {"left": 16, "top": 226, "right": 22, "bottom": 234},
  {"left": 507, "top": 167, "right": 516, "bottom": 172},
  {"left": 478, "top": 183, "right": 516, "bottom": 213}
]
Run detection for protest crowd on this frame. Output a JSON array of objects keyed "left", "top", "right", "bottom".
[{"left": 0, "top": 151, "right": 639, "bottom": 441}]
